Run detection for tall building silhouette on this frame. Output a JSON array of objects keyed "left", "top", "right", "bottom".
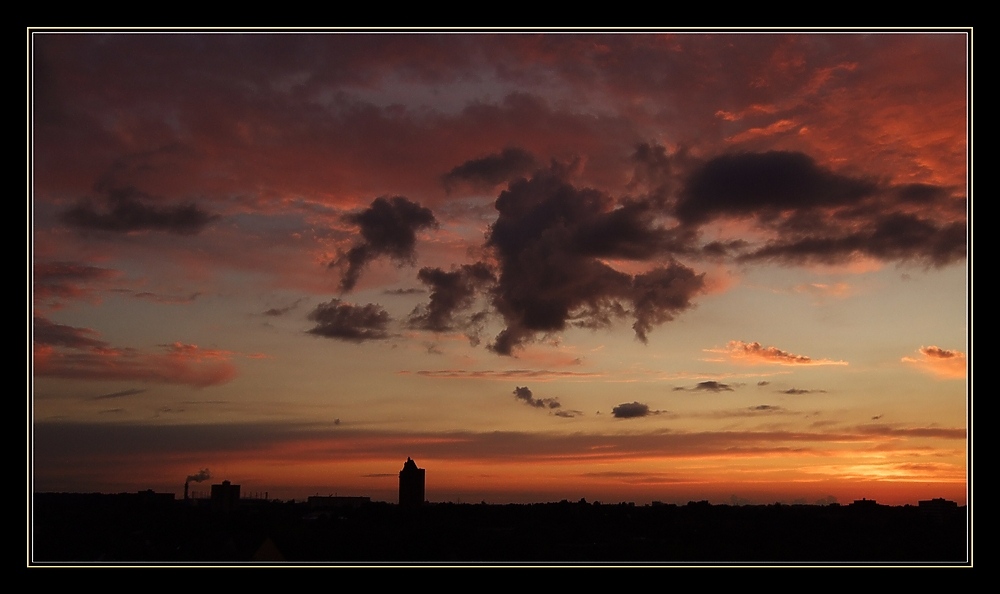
[
  {"left": 398, "top": 457, "right": 425, "bottom": 507},
  {"left": 210, "top": 479, "right": 240, "bottom": 512}
]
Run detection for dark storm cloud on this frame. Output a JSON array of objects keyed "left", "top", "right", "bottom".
[
  {"left": 893, "top": 183, "right": 952, "bottom": 204},
  {"left": 674, "top": 381, "right": 735, "bottom": 392},
  {"left": 742, "top": 212, "right": 967, "bottom": 267},
  {"left": 611, "top": 401, "right": 655, "bottom": 418},
  {"left": 675, "top": 151, "right": 966, "bottom": 267},
  {"left": 677, "top": 151, "right": 877, "bottom": 224},
  {"left": 513, "top": 386, "right": 561, "bottom": 409},
  {"left": 306, "top": 299, "right": 392, "bottom": 342},
  {"left": 442, "top": 147, "right": 538, "bottom": 192},
  {"left": 333, "top": 196, "right": 438, "bottom": 292},
  {"left": 60, "top": 185, "right": 219, "bottom": 235},
  {"left": 408, "top": 263, "right": 496, "bottom": 334},
  {"left": 484, "top": 165, "right": 705, "bottom": 355}
]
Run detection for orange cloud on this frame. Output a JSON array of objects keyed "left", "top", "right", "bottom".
[
  {"left": 726, "top": 118, "right": 799, "bottom": 143},
  {"left": 34, "top": 342, "right": 239, "bottom": 387},
  {"left": 901, "top": 346, "right": 967, "bottom": 379},
  {"left": 707, "top": 341, "right": 848, "bottom": 366},
  {"left": 401, "top": 369, "right": 603, "bottom": 381}
]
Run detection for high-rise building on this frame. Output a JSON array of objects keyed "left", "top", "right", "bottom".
[
  {"left": 398, "top": 457, "right": 425, "bottom": 507},
  {"left": 210, "top": 479, "right": 241, "bottom": 511}
]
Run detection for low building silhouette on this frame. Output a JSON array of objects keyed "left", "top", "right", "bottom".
[
  {"left": 398, "top": 457, "right": 425, "bottom": 507},
  {"left": 307, "top": 495, "right": 371, "bottom": 510},
  {"left": 211, "top": 480, "right": 240, "bottom": 512},
  {"left": 918, "top": 497, "right": 959, "bottom": 523}
]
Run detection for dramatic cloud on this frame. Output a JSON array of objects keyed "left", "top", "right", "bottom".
[
  {"left": 512, "top": 386, "right": 561, "bottom": 409},
  {"left": 307, "top": 299, "right": 392, "bottom": 342},
  {"left": 902, "top": 346, "right": 967, "bottom": 379},
  {"left": 781, "top": 388, "right": 826, "bottom": 395},
  {"left": 333, "top": 196, "right": 438, "bottom": 292},
  {"left": 60, "top": 185, "right": 219, "bottom": 235},
  {"left": 28, "top": 33, "right": 968, "bottom": 505},
  {"left": 485, "top": 165, "right": 705, "bottom": 355},
  {"left": 677, "top": 151, "right": 877, "bottom": 224},
  {"left": 442, "top": 147, "right": 538, "bottom": 192},
  {"left": 612, "top": 401, "right": 654, "bottom": 418},
  {"left": 676, "top": 151, "right": 966, "bottom": 267},
  {"left": 674, "top": 381, "right": 735, "bottom": 392},
  {"left": 709, "top": 341, "right": 848, "bottom": 366},
  {"left": 408, "top": 263, "right": 496, "bottom": 338}
]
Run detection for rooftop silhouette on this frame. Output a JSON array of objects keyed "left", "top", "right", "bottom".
[
  {"left": 29, "top": 491, "right": 968, "bottom": 564},
  {"left": 398, "top": 457, "right": 425, "bottom": 508}
]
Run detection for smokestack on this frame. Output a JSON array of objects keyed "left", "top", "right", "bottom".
[{"left": 184, "top": 468, "right": 210, "bottom": 502}]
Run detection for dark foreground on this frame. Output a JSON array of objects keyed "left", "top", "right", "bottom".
[{"left": 30, "top": 493, "right": 969, "bottom": 565}]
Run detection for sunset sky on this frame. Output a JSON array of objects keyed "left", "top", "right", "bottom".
[{"left": 29, "top": 29, "right": 970, "bottom": 507}]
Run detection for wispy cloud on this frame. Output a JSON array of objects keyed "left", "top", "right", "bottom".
[
  {"left": 674, "top": 381, "right": 736, "bottom": 392},
  {"left": 90, "top": 388, "right": 147, "bottom": 401},
  {"left": 706, "top": 341, "right": 848, "bottom": 366},
  {"left": 35, "top": 340, "right": 239, "bottom": 388},
  {"left": 401, "top": 369, "right": 603, "bottom": 380}
]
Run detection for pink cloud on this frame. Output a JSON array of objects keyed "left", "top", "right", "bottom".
[
  {"left": 901, "top": 346, "right": 967, "bottom": 379},
  {"left": 34, "top": 341, "right": 239, "bottom": 388},
  {"left": 708, "top": 341, "right": 848, "bottom": 366}
]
